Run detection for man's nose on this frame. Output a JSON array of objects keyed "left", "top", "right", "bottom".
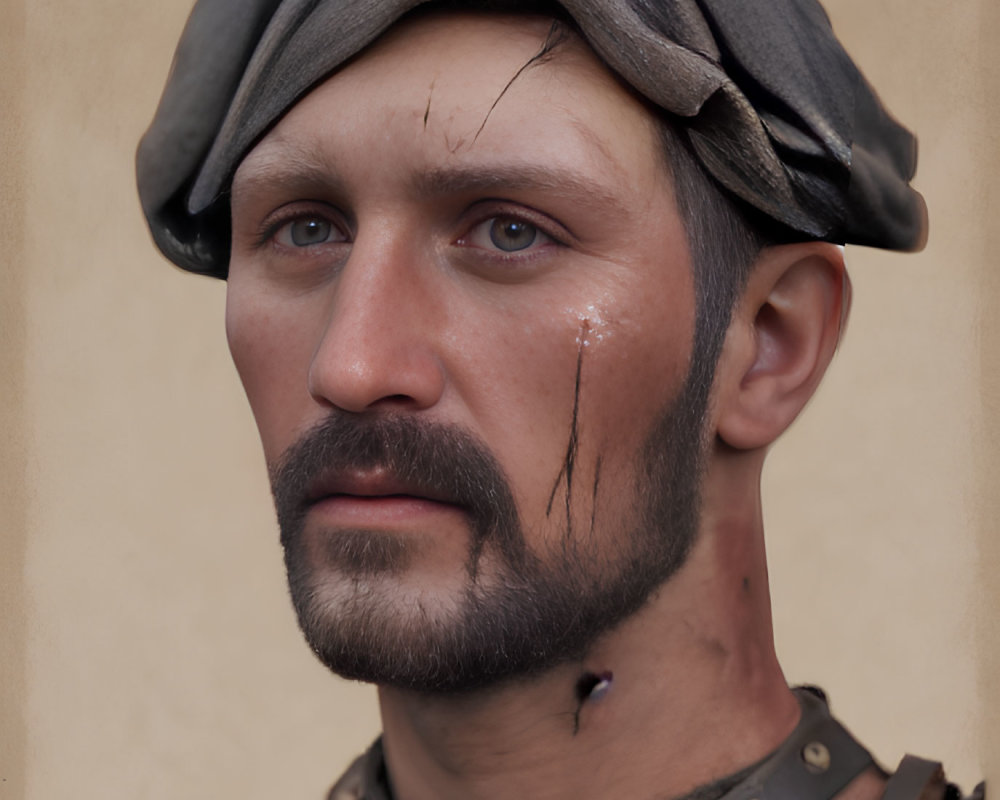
[{"left": 306, "top": 237, "right": 447, "bottom": 414}]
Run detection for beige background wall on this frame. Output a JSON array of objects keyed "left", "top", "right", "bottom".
[{"left": 1, "top": 1, "right": 995, "bottom": 798}]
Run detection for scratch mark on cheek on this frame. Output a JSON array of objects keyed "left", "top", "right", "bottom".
[
  {"left": 547, "top": 321, "right": 588, "bottom": 536},
  {"left": 590, "top": 454, "right": 602, "bottom": 536},
  {"left": 563, "top": 335, "right": 584, "bottom": 533},
  {"left": 545, "top": 464, "right": 565, "bottom": 517}
]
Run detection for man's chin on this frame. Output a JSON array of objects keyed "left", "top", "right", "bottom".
[
  {"left": 288, "top": 574, "right": 522, "bottom": 693},
  {"left": 282, "top": 535, "right": 672, "bottom": 694},
  {"left": 309, "top": 528, "right": 415, "bottom": 577}
]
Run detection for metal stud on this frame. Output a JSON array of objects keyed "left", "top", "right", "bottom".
[{"left": 801, "top": 741, "right": 831, "bottom": 773}]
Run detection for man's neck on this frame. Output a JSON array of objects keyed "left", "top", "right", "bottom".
[{"left": 374, "top": 514, "right": 800, "bottom": 800}]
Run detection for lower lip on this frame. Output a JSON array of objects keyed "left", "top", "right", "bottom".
[{"left": 307, "top": 495, "right": 464, "bottom": 527}]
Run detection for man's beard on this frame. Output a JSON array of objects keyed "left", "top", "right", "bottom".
[{"left": 270, "top": 364, "right": 710, "bottom": 694}]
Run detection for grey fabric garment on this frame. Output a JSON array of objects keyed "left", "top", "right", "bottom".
[
  {"left": 136, "top": 0, "right": 928, "bottom": 278},
  {"left": 324, "top": 688, "right": 984, "bottom": 800}
]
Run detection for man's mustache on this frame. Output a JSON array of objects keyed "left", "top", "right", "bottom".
[{"left": 269, "top": 412, "right": 525, "bottom": 568}]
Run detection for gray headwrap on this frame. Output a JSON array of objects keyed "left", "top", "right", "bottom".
[{"left": 136, "top": 0, "right": 928, "bottom": 278}]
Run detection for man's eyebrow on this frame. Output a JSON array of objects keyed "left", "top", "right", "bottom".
[
  {"left": 231, "top": 143, "right": 344, "bottom": 199},
  {"left": 233, "top": 145, "right": 632, "bottom": 217},
  {"left": 411, "top": 164, "right": 630, "bottom": 215}
]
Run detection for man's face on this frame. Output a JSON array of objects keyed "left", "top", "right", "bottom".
[{"left": 226, "top": 11, "right": 709, "bottom": 691}]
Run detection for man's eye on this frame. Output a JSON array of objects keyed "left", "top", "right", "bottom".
[
  {"left": 275, "top": 216, "right": 342, "bottom": 248},
  {"left": 488, "top": 218, "right": 539, "bottom": 251},
  {"left": 462, "top": 216, "right": 554, "bottom": 254}
]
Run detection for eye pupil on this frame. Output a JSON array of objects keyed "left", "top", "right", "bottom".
[
  {"left": 290, "top": 217, "right": 332, "bottom": 246},
  {"left": 489, "top": 218, "right": 537, "bottom": 251}
]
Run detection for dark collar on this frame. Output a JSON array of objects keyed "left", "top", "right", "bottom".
[{"left": 328, "top": 687, "right": 981, "bottom": 800}]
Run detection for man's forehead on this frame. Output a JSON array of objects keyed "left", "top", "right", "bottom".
[{"left": 232, "top": 14, "right": 661, "bottom": 214}]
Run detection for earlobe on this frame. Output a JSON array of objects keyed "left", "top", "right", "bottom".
[{"left": 716, "top": 243, "right": 848, "bottom": 450}]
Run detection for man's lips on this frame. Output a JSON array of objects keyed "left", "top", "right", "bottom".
[
  {"left": 302, "top": 469, "right": 464, "bottom": 524},
  {"left": 305, "top": 469, "right": 455, "bottom": 505}
]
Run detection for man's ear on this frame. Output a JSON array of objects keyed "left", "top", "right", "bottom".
[{"left": 715, "top": 242, "right": 850, "bottom": 450}]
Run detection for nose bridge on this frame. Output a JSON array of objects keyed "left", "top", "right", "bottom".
[{"left": 308, "top": 232, "right": 445, "bottom": 413}]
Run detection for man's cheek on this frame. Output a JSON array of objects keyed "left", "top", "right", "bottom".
[
  {"left": 226, "top": 311, "right": 274, "bottom": 414},
  {"left": 225, "top": 295, "right": 310, "bottom": 461}
]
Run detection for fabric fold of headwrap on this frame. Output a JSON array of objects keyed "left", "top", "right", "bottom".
[{"left": 137, "top": 0, "right": 928, "bottom": 277}]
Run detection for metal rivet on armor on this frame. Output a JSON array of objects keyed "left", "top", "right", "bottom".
[{"left": 801, "top": 741, "right": 831, "bottom": 773}]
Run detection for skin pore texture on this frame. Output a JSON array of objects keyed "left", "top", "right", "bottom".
[{"left": 225, "top": 11, "right": 875, "bottom": 800}]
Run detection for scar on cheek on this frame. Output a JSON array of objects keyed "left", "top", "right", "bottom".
[
  {"left": 590, "top": 454, "right": 601, "bottom": 535},
  {"left": 546, "top": 319, "right": 589, "bottom": 529}
]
